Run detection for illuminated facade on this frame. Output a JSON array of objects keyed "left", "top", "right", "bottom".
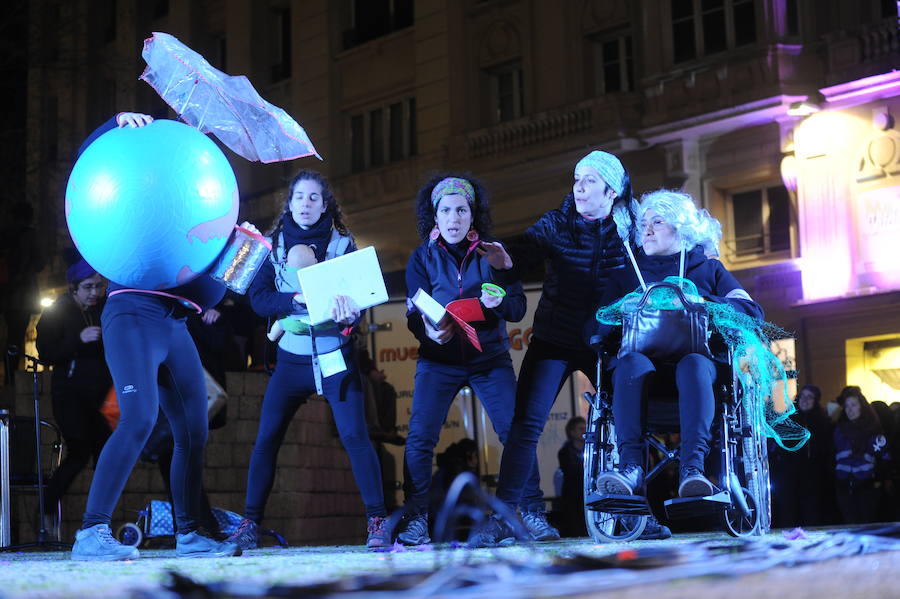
[{"left": 26, "top": 0, "right": 900, "bottom": 402}]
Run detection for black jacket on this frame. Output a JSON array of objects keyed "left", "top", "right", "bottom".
[
  {"left": 509, "top": 196, "right": 629, "bottom": 350},
  {"left": 593, "top": 245, "right": 765, "bottom": 355},
  {"left": 36, "top": 293, "right": 111, "bottom": 393},
  {"left": 406, "top": 239, "right": 526, "bottom": 366}
]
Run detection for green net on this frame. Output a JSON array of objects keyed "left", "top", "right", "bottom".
[
  {"left": 596, "top": 276, "right": 809, "bottom": 450},
  {"left": 278, "top": 315, "right": 338, "bottom": 336}
]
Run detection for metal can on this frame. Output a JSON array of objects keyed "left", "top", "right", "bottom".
[{"left": 209, "top": 226, "right": 272, "bottom": 294}]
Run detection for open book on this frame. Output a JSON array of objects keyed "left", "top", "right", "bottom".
[{"left": 411, "top": 288, "right": 485, "bottom": 351}]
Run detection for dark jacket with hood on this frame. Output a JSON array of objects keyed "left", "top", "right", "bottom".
[
  {"left": 406, "top": 237, "right": 526, "bottom": 366},
  {"left": 508, "top": 196, "right": 630, "bottom": 350}
]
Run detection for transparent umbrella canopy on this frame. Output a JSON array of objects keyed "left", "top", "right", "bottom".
[{"left": 140, "top": 31, "right": 321, "bottom": 164}]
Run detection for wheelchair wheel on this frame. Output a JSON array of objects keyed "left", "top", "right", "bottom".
[
  {"left": 737, "top": 392, "right": 771, "bottom": 534},
  {"left": 116, "top": 522, "right": 143, "bottom": 547},
  {"left": 722, "top": 486, "right": 758, "bottom": 537},
  {"left": 583, "top": 400, "right": 649, "bottom": 542}
]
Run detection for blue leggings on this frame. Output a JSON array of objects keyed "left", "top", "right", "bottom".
[
  {"left": 83, "top": 294, "right": 208, "bottom": 534},
  {"left": 403, "top": 355, "right": 541, "bottom": 512},
  {"left": 244, "top": 348, "right": 385, "bottom": 522},
  {"left": 496, "top": 337, "right": 597, "bottom": 509}
]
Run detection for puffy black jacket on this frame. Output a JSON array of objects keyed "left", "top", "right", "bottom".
[
  {"left": 406, "top": 239, "right": 526, "bottom": 366},
  {"left": 509, "top": 196, "right": 629, "bottom": 350}
]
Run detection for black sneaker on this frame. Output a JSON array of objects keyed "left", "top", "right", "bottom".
[
  {"left": 366, "top": 516, "right": 391, "bottom": 549},
  {"left": 678, "top": 466, "right": 715, "bottom": 497},
  {"left": 597, "top": 463, "right": 644, "bottom": 495},
  {"left": 468, "top": 514, "right": 516, "bottom": 548},
  {"left": 225, "top": 518, "right": 259, "bottom": 550},
  {"left": 638, "top": 515, "right": 672, "bottom": 540},
  {"left": 397, "top": 513, "right": 430, "bottom": 545},
  {"left": 521, "top": 508, "right": 560, "bottom": 541}
]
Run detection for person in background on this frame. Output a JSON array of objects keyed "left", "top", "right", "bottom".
[
  {"left": 770, "top": 384, "right": 834, "bottom": 528},
  {"left": 36, "top": 254, "right": 112, "bottom": 538},
  {"left": 833, "top": 386, "right": 887, "bottom": 524},
  {"left": 556, "top": 416, "right": 587, "bottom": 537}
]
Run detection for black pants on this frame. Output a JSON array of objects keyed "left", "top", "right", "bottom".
[
  {"left": 612, "top": 352, "right": 717, "bottom": 470},
  {"left": 83, "top": 294, "right": 208, "bottom": 534},
  {"left": 44, "top": 385, "right": 111, "bottom": 513},
  {"left": 244, "top": 348, "right": 385, "bottom": 522}
]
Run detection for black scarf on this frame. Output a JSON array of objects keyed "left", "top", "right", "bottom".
[{"left": 280, "top": 213, "right": 334, "bottom": 263}]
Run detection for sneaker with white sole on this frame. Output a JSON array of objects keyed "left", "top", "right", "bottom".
[
  {"left": 176, "top": 530, "right": 241, "bottom": 558},
  {"left": 71, "top": 524, "right": 140, "bottom": 561},
  {"left": 597, "top": 463, "right": 644, "bottom": 495},
  {"left": 678, "top": 466, "right": 715, "bottom": 497}
]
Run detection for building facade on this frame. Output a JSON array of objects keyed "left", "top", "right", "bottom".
[{"left": 27, "top": 0, "right": 900, "bottom": 405}]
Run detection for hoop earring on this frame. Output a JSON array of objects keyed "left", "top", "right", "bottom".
[
  {"left": 429, "top": 226, "right": 440, "bottom": 241},
  {"left": 466, "top": 229, "right": 479, "bottom": 242}
]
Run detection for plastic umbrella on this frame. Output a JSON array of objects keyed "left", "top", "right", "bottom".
[{"left": 139, "top": 31, "right": 321, "bottom": 163}]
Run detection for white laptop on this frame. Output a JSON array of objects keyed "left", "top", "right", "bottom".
[{"left": 297, "top": 246, "right": 389, "bottom": 325}]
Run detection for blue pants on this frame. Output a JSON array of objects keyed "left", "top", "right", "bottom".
[
  {"left": 83, "top": 294, "right": 208, "bottom": 534},
  {"left": 245, "top": 348, "right": 385, "bottom": 521},
  {"left": 612, "top": 352, "right": 717, "bottom": 470},
  {"left": 495, "top": 337, "right": 597, "bottom": 509},
  {"left": 403, "top": 354, "right": 541, "bottom": 512}
]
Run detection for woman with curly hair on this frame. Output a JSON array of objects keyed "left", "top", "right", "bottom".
[
  {"left": 397, "top": 173, "right": 527, "bottom": 545},
  {"left": 834, "top": 386, "right": 886, "bottom": 523},
  {"left": 226, "top": 170, "right": 389, "bottom": 549}
]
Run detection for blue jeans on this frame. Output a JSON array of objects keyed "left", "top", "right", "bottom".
[
  {"left": 612, "top": 352, "right": 717, "bottom": 470},
  {"left": 403, "top": 354, "right": 541, "bottom": 512},
  {"left": 245, "top": 347, "right": 385, "bottom": 521},
  {"left": 83, "top": 294, "right": 208, "bottom": 534},
  {"left": 495, "top": 338, "right": 597, "bottom": 509}
]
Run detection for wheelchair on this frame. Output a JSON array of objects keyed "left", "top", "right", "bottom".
[{"left": 581, "top": 347, "right": 771, "bottom": 542}]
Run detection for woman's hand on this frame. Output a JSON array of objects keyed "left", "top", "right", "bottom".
[
  {"left": 331, "top": 294, "right": 360, "bottom": 325},
  {"left": 201, "top": 308, "right": 221, "bottom": 325},
  {"left": 422, "top": 315, "right": 455, "bottom": 344},
  {"left": 79, "top": 326, "right": 102, "bottom": 343},
  {"left": 480, "top": 289, "right": 503, "bottom": 309},
  {"left": 116, "top": 112, "right": 154, "bottom": 128},
  {"left": 240, "top": 221, "right": 262, "bottom": 235},
  {"left": 476, "top": 241, "right": 513, "bottom": 270}
]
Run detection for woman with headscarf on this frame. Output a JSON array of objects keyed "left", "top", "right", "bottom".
[
  {"left": 397, "top": 173, "right": 526, "bottom": 545},
  {"left": 472, "top": 150, "right": 640, "bottom": 546}
]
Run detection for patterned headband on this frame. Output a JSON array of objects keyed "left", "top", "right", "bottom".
[
  {"left": 575, "top": 150, "right": 626, "bottom": 197},
  {"left": 431, "top": 177, "right": 475, "bottom": 209}
]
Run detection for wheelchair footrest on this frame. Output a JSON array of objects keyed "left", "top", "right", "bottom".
[
  {"left": 585, "top": 493, "right": 651, "bottom": 515},
  {"left": 663, "top": 491, "right": 731, "bottom": 519}
]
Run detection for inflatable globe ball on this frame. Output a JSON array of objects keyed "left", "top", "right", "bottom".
[{"left": 65, "top": 119, "right": 239, "bottom": 290}]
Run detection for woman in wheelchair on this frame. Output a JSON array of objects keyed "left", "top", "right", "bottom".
[{"left": 593, "top": 189, "right": 764, "bottom": 499}]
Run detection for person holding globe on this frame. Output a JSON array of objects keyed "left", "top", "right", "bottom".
[{"left": 69, "top": 112, "right": 246, "bottom": 560}]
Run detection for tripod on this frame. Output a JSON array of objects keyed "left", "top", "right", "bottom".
[{"left": 0, "top": 351, "right": 71, "bottom": 551}]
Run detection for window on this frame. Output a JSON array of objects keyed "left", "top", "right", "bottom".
[
  {"left": 587, "top": 32, "right": 634, "bottom": 96},
  {"left": 348, "top": 97, "right": 417, "bottom": 173},
  {"left": 670, "top": 0, "right": 756, "bottom": 64},
  {"left": 486, "top": 62, "right": 524, "bottom": 124},
  {"left": 269, "top": 6, "right": 291, "bottom": 82},
  {"left": 727, "top": 184, "right": 791, "bottom": 258},
  {"left": 343, "top": 0, "right": 414, "bottom": 49}
]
